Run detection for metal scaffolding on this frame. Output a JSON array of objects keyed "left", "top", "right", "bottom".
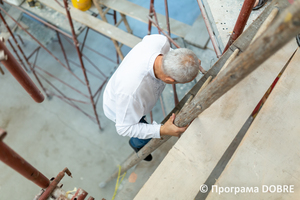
[
  {"left": 0, "top": 128, "right": 96, "bottom": 200},
  {"left": 0, "top": 0, "right": 123, "bottom": 130}
]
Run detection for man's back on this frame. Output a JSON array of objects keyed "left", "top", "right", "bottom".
[{"left": 103, "top": 34, "right": 170, "bottom": 139}]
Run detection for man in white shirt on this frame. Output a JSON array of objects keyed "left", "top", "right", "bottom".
[{"left": 103, "top": 34, "right": 203, "bottom": 161}]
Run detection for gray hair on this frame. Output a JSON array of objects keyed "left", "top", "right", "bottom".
[{"left": 162, "top": 48, "right": 199, "bottom": 83}]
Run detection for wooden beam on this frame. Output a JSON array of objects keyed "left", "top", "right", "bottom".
[
  {"left": 39, "top": 0, "right": 141, "bottom": 48},
  {"left": 217, "top": 49, "right": 239, "bottom": 76}
]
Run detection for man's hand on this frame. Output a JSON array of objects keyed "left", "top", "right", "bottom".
[{"left": 160, "top": 113, "right": 188, "bottom": 137}]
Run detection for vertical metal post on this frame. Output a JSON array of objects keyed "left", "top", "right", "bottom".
[
  {"left": 151, "top": 4, "right": 161, "bottom": 34},
  {"left": 0, "top": 11, "right": 29, "bottom": 71},
  {"left": 223, "top": 0, "right": 256, "bottom": 53},
  {"left": 164, "top": 0, "right": 171, "bottom": 36},
  {"left": 80, "top": 28, "right": 90, "bottom": 53},
  {"left": 113, "top": 11, "right": 120, "bottom": 64},
  {"left": 0, "top": 129, "right": 50, "bottom": 188},
  {"left": 164, "top": 0, "right": 179, "bottom": 106},
  {"left": 197, "top": 0, "right": 222, "bottom": 58},
  {"left": 56, "top": 31, "right": 71, "bottom": 70},
  {"left": 148, "top": 0, "right": 155, "bottom": 35},
  {"left": 62, "top": 0, "right": 102, "bottom": 130}
]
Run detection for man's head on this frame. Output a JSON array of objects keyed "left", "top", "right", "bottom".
[{"left": 161, "top": 48, "right": 199, "bottom": 84}]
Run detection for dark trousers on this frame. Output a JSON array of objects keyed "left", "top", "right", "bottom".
[{"left": 129, "top": 116, "right": 151, "bottom": 149}]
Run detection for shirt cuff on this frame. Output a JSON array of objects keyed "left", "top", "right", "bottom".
[{"left": 152, "top": 121, "right": 162, "bottom": 139}]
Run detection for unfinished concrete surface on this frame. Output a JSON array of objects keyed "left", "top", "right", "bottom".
[{"left": 0, "top": 0, "right": 217, "bottom": 199}]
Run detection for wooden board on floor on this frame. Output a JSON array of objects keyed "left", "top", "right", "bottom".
[
  {"left": 205, "top": 47, "right": 300, "bottom": 200},
  {"left": 96, "top": 0, "right": 191, "bottom": 38},
  {"left": 39, "top": 0, "right": 141, "bottom": 48},
  {"left": 134, "top": 40, "right": 298, "bottom": 199}
]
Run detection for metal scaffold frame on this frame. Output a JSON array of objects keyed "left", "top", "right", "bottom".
[
  {"left": 0, "top": 128, "right": 96, "bottom": 200},
  {"left": 0, "top": 0, "right": 126, "bottom": 130}
]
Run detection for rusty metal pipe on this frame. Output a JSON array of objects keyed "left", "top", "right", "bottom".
[
  {"left": 27, "top": 46, "right": 41, "bottom": 61},
  {"left": 113, "top": 11, "right": 120, "bottom": 64},
  {"left": 148, "top": 0, "right": 155, "bottom": 34},
  {"left": 57, "top": 32, "right": 71, "bottom": 70},
  {"left": 7, "top": 39, "right": 27, "bottom": 71},
  {"left": 0, "top": 65, "right": 4, "bottom": 75},
  {"left": 80, "top": 27, "right": 90, "bottom": 53},
  {"left": 0, "top": 129, "right": 49, "bottom": 188},
  {"left": 16, "top": 34, "right": 25, "bottom": 45},
  {"left": 71, "top": 188, "right": 88, "bottom": 200},
  {"left": 63, "top": 0, "right": 101, "bottom": 130},
  {"left": 223, "top": 0, "right": 256, "bottom": 53},
  {"left": 0, "top": 11, "right": 29, "bottom": 71},
  {"left": 151, "top": 4, "right": 161, "bottom": 34},
  {"left": 163, "top": 0, "right": 179, "bottom": 106},
  {"left": 0, "top": 39, "right": 44, "bottom": 102},
  {"left": 197, "top": 0, "right": 222, "bottom": 58},
  {"left": 164, "top": 0, "right": 171, "bottom": 35},
  {"left": 39, "top": 168, "right": 72, "bottom": 200}
]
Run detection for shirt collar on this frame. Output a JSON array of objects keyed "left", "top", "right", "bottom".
[{"left": 149, "top": 52, "right": 161, "bottom": 80}]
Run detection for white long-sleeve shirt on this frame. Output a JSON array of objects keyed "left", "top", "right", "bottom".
[{"left": 103, "top": 34, "right": 170, "bottom": 139}]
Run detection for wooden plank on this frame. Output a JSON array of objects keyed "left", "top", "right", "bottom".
[
  {"left": 205, "top": 48, "right": 300, "bottom": 200},
  {"left": 39, "top": 0, "right": 141, "bottom": 48},
  {"left": 96, "top": 0, "right": 191, "bottom": 38},
  {"left": 134, "top": 40, "right": 298, "bottom": 200},
  {"left": 20, "top": 1, "right": 84, "bottom": 35}
]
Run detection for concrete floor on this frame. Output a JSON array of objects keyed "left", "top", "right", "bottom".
[{"left": 0, "top": 1, "right": 217, "bottom": 199}]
